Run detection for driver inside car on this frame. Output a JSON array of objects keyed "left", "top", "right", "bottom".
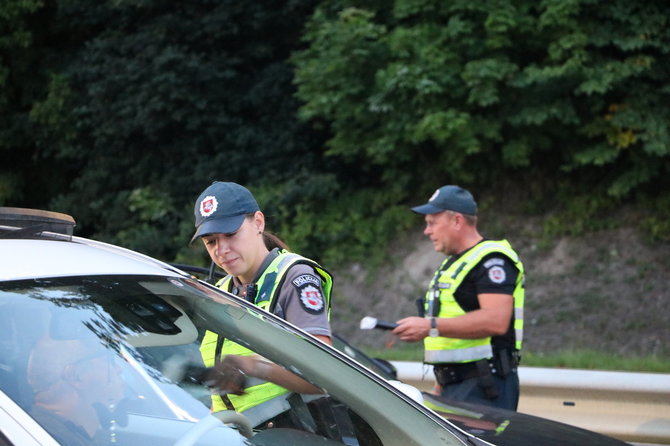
[{"left": 27, "top": 336, "right": 125, "bottom": 446}]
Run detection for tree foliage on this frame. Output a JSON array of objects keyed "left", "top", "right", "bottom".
[
  {"left": 1, "top": 0, "right": 669, "bottom": 269},
  {"left": 0, "top": 0, "right": 52, "bottom": 205},
  {"left": 293, "top": 0, "right": 670, "bottom": 209},
  {"left": 14, "top": 0, "right": 337, "bottom": 264}
]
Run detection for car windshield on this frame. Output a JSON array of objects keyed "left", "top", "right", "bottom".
[{"left": 0, "top": 274, "right": 458, "bottom": 446}]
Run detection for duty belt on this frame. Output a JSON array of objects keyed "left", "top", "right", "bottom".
[{"left": 432, "top": 351, "right": 519, "bottom": 386}]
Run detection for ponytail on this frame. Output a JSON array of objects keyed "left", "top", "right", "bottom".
[{"left": 263, "top": 231, "right": 290, "bottom": 251}]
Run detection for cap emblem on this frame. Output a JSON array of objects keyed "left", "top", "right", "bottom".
[
  {"left": 199, "top": 196, "right": 218, "bottom": 217},
  {"left": 429, "top": 189, "right": 440, "bottom": 202}
]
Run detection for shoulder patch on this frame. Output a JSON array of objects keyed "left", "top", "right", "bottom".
[
  {"left": 298, "top": 284, "right": 325, "bottom": 314},
  {"left": 487, "top": 265, "right": 506, "bottom": 284}
]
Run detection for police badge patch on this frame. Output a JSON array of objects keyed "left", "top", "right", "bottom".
[
  {"left": 297, "top": 284, "right": 325, "bottom": 313},
  {"left": 292, "top": 274, "right": 324, "bottom": 313},
  {"left": 488, "top": 265, "right": 506, "bottom": 284}
]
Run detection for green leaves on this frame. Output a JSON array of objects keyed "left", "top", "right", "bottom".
[
  {"left": 294, "top": 0, "right": 670, "bottom": 201},
  {"left": 462, "top": 57, "right": 518, "bottom": 106},
  {"left": 3, "top": 0, "right": 670, "bottom": 265}
]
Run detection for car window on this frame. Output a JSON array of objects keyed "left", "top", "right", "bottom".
[{"left": 0, "top": 275, "right": 459, "bottom": 446}]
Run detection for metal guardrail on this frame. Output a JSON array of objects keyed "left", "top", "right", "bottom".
[{"left": 390, "top": 361, "right": 670, "bottom": 445}]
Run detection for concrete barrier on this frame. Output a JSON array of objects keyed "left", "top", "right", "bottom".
[{"left": 390, "top": 361, "right": 670, "bottom": 445}]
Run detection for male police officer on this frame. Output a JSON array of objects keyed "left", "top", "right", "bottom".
[{"left": 393, "top": 185, "right": 525, "bottom": 410}]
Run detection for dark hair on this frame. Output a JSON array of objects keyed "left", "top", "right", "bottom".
[
  {"left": 243, "top": 212, "right": 290, "bottom": 251},
  {"left": 263, "top": 231, "right": 290, "bottom": 251}
]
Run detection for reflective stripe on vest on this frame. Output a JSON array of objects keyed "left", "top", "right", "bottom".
[
  {"left": 200, "top": 251, "right": 333, "bottom": 412},
  {"left": 423, "top": 240, "right": 525, "bottom": 364}
]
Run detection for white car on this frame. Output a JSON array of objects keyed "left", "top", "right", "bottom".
[{"left": 0, "top": 207, "right": 631, "bottom": 446}]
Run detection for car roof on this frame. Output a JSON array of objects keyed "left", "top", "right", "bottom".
[
  {"left": 0, "top": 238, "right": 186, "bottom": 281},
  {"left": 0, "top": 207, "right": 189, "bottom": 281},
  {"left": 0, "top": 207, "right": 186, "bottom": 280}
]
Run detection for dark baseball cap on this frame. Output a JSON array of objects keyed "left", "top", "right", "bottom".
[
  {"left": 191, "top": 182, "right": 260, "bottom": 243},
  {"left": 411, "top": 185, "right": 477, "bottom": 216}
]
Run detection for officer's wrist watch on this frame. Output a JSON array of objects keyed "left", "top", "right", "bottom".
[{"left": 428, "top": 317, "right": 439, "bottom": 337}]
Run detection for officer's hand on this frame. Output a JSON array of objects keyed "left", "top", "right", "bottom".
[
  {"left": 392, "top": 316, "right": 431, "bottom": 342},
  {"left": 202, "top": 355, "right": 249, "bottom": 395}
]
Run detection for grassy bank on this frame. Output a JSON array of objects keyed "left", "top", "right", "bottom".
[{"left": 363, "top": 345, "right": 670, "bottom": 373}]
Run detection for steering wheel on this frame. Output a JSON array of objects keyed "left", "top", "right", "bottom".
[
  {"left": 174, "top": 410, "right": 254, "bottom": 446},
  {"left": 214, "top": 410, "right": 254, "bottom": 438}
]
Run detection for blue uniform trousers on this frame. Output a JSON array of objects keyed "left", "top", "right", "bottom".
[{"left": 439, "top": 370, "right": 519, "bottom": 411}]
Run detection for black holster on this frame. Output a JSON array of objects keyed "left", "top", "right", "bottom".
[
  {"left": 475, "top": 359, "right": 499, "bottom": 400},
  {"left": 492, "top": 349, "right": 520, "bottom": 377}
]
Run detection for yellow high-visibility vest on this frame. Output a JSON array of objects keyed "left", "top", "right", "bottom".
[
  {"left": 424, "top": 240, "right": 524, "bottom": 364},
  {"left": 200, "top": 250, "right": 332, "bottom": 412}
]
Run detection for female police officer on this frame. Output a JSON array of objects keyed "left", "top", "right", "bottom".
[{"left": 190, "top": 181, "right": 333, "bottom": 415}]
